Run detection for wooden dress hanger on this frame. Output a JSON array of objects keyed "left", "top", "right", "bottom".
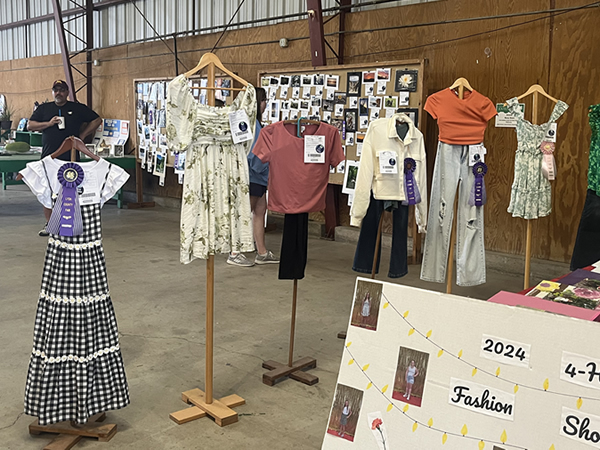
[{"left": 51, "top": 136, "right": 100, "bottom": 162}]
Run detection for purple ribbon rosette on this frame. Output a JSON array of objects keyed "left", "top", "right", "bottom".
[
  {"left": 402, "top": 157, "right": 421, "bottom": 205},
  {"left": 469, "top": 161, "right": 488, "bottom": 207},
  {"left": 47, "top": 163, "right": 85, "bottom": 237}
]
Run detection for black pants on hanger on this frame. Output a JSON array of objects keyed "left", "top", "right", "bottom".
[{"left": 279, "top": 213, "right": 309, "bottom": 280}]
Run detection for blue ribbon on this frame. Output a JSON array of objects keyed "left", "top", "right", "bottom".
[
  {"left": 469, "top": 161, "right": 488, "bottom": 207},
  {"left": 47, "top": 163, "right": 85, "bottom": 237},
  {"left": 402, "top": 157, "right": 421, "bottom": 205}
]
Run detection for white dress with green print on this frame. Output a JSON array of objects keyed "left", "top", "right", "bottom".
[{"left": 167, "top": 75, "right": 257, "bottom": 263}]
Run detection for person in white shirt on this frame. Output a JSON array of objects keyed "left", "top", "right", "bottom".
[
  {"left": 339, "top": 399, "right": 352, "bottom": 438},
  {"left": 404, "top": 360, "right": 419, "bottom": 401}
]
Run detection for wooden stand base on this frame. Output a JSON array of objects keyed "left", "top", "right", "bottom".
[
  {"left": 169, "top": 388, "right": 245, "bottom": 427},
  {"left": 262, "top": 356, "right": 319, "bottom": 386},
  {"left": 126, "top": 201, "right": 155, "bottom": 209},
  {"left": 29, "top": 412, "right": 116, "bottom": 449}
]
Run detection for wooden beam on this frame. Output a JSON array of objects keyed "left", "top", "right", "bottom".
[
  {"left": 306, "top": 0, "right": 327, "bottom": 67},
  {"left": 338, "top": 0, "right": 351, "bottom": 64}
]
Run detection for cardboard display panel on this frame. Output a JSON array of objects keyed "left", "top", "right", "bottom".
[{"left": 324, "top": 278, "right": 600, "bottom": 449}]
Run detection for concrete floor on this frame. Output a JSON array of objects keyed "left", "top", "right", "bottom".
[{"left": 0, "top": 186, "right": 569, "bottom": 450}]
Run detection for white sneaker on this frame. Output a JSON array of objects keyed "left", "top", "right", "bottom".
[
  {"left": 227, "top": 253, "right": 255, "bottom": 267},
  {"left": 255, "top": 250, "right": 280, "bottom": 265}
]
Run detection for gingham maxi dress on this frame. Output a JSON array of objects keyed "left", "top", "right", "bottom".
[{"left": 20, "top": 157, "right": 131, "bottom": 425}]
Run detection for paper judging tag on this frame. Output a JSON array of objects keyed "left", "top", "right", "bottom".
[
  {"left": 228, "top": 110, "right": 253, "bottom": 144},
  {"left": 469, "top": 144, "right": 487, "bottom": 166},
  {"left": 378, "top": 150, "right": 398, "bottom": 174},
  {"left": 544, "top": 123, "right": 557, "bottom": 143},
  {"left": 304, "top": 135, "right": 326, "bottom": 163}
]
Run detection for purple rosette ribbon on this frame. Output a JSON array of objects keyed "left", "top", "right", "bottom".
[
  {"left": 469, "top": 161, "right": 488, "bottom": 207},
  {"left": 402, "top": 157, "right": 421, "bottom": 205},
  {"left": 47, "top": 163, "right": 85, "bottom": 237}
]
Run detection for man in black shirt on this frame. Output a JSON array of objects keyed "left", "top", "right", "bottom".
[
  {"left": 28, "top": 80, "right": 103, "bottom": 235},
  {"left": 29, "top": 80, "right": 102, "bottom": 160}
]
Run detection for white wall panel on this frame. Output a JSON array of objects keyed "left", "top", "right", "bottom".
[{"left": 0, "top": 0, "right": 438, "bottom": 61}]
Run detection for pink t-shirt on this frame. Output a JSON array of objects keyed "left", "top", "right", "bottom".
[{"left": 253, "top": 121, "right": 345, "bottom": 214}]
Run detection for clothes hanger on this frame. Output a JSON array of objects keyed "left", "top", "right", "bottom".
[
  {"left": 517, "top": 84, "right": 558, "bottom": 103},
  {"left": 51, "top": 136, "right": 100, "bottom": 161},
  {"left": 184, "top": 52, "right": 248, "bottom": 87},
  {"left": 283, "top": 116, "right": 321, "bottom": 137},
  {"left": 448, "top": 77, "right": 473, "bottom": 99}
]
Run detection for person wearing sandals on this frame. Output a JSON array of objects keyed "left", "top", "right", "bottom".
[{"left": 228, "top": 87, "right": 280, "bottom": 267}]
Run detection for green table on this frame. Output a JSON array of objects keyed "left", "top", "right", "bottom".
[{"left": 0, "top": 154, "right": 137, "bottom": 208}]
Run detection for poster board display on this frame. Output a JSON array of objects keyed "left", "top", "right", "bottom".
[
  {"left": 324, "top": 278, "right": 600, "bottom": 449},
  {"left": 92, "top": 119, "right": 130, "bottom": 157},
  {"left": 258, "top": 60, "right": 425, "bottom": 186}
]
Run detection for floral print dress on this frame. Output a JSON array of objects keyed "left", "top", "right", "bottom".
[
  {"left": 587, "top": 104, "right": 600, "bottom": 193},
  {"left": 167, "top": 75, "right": 257, "bottom": 263},
  {"left": 506, "top": 96, "right": 568, "bottom": 219}
]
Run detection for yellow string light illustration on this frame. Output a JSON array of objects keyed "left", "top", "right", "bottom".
[
  {"left": 428, "top": 417, "right": 434, "bottom": 427},
  {"left": 461, "top": 424, "right": 468, "bottom": 436},
  {"left": 577, "top": 397, "right": 583, "bottom": 409},
  {"left": 479, "top": 440, "right": 485, "bottom": 450},
  {"left": 442, "top": 433, "right": 448, "bottom": 444},
  {"left": 438, "top": 349, "right": 444, "bottom": 357}
]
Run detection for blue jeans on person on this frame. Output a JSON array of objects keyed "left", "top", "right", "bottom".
[
  {"left": 420, "top": 141, "right": 486, "bottom": 286},
  {"left": 353, "top": 194, "right": 409, "bottom": 278}
]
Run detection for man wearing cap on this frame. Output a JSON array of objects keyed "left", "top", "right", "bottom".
[{"left": 28, "top": 80, "right": 103, "bottom": 235}]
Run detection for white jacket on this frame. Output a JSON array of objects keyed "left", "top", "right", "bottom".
[{"left": 350, "top": 113, "right": 427, "bottom": 232}]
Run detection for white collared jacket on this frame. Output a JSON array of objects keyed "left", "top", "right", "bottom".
[{"left": 350, "top": 113, "right": 427, "bottom": 232}]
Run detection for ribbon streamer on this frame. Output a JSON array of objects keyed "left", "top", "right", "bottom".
[
  {"left": 469, "top": 162, "right": 487, "bottom": 207},
  {"left": 47, "top": 163, "right": 85, "bottom": 237},
  {"left": 540, "top": 141, "right": 556, "bottom": 181},
  {"left": 402, "top": 158, "right": 421, "bottom": 205}
]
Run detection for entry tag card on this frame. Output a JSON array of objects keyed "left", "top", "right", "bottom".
[
  {"left": 378, "top": 150, "right": 398, "bottom": 174},
  {"left": 544, "top": 122, "right": 557, "bottom": 143},
  {"left": 469, "top": 144, "right": 487, "bottom": 166},
  {"left": 78, "top": 170, "right": 99, "bottom": 205},
  {"left": 304, "top": 135, "right": 326, "bottom": 163},
  {"left": 228, "top": 110, "right": 253, "bottom": 144}
]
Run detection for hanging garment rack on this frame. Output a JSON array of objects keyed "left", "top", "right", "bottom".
[{"left": 169, "top": 52, "right": 247, "bottom": 427}]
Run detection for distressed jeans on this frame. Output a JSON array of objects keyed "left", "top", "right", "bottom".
[
  {"left": 353, "top": 194, "right": 409, "bottom": 278},
  {"left": 420, "top": 142, "right": 486, "bottom": 286}
]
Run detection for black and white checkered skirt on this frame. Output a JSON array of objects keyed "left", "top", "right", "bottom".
[{"left": 24, "top": 204, "right": 130, "bottom": 425}]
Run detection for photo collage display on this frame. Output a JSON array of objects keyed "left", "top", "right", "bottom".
[{"left": 260, "top": 67, "right": 420, "bottom": 180}]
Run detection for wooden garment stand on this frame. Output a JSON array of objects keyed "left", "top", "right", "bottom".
[
  {"left": 515, "top": 84, "right": 558, "bottom": 289},
  {"left": 445, "top": 78, "right": 473, "bottom": 294},
  {"left": 29, "top": 138, "right": 118, "bottom": 449},
  {"left": 169, "top": 53, "right": 246, "bottom": 426},
  {"left": 262, "top": 279, "right": 319, "bottom": 386}
]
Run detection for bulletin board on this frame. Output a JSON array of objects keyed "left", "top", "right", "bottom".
[
  {"left": 132, "top": 75, "right": 234, "bottom": 184},
  {"left": 258, "top": 59, "right": 425, "bottom": 186},
  {"left": 324, "top": 278, "right": 600, "bottom": 449}
]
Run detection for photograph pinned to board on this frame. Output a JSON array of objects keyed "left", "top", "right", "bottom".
[
  {"left": 331, "top": 118, "right": 344, "bottom": 134},
  {"left": 139, "top": 146, "right": 147, "bottom": 169},
  {"left": 279, "top": 75, "right": 291, "bottom": 86},
  {"left": 174, "top": 151, "right": 186, "bottom": 174},
  {"left": 356, "top": 132, "right": 365, "bottom": 157},
  {"left": 146, "top": 146, "right": 155, "bottom": 172},
  {"left": 362, "top": 70, "right": 376, "bottom": 85},
  {"left": 311, "top": 96, "right": 322, "bottom": 108},
  {"left": 342, "top": 159, "right": 360, "bottom": 195},
  {"left": 392, "top": 346, "right": 430, "bottom": 407},
  {"left": 261, "top": 77, "right": 270, "bottom": 87},
  {"left": 394, "top": 69, "right": 418, "bottom": 92},
  {"left": 334, "top": 91, "right": 347, "bottom": 104},
  {"left": 326, "top": 383, "right": 364, "bottom": 442},
  {"left": 384, "top": 96, "right": 398, "bottom": 109},
  {"left": 344, "top": 109, "right": 358, "bottom": 132},
  {"left": 358, "top": 98, "right": 369, "bottom": 116},
  {"left": 154, "top": 147, "right": 167, "bottom": 186},
  {"left": 347, "top": 72, "right": 362, "bottom": 96},
  {"left": 396, "top": 108, "right": 419, "bottom": 127},
  {"left": 291, "top": 75, "right": 301, "bottom": 87},
  {"left": 301, "top": 74, "right": 313, "bottom": 86},
  {"left": 313, "top": 73, "right": 325, "bottom": 86},
  {"left": 377, "top": 68, "right": 391, "bottom": 81},
  {"left": 323, "top": 99, "right": 334, "bottom": 112},
  {"left": 350, "top": 279, "right": 383, "bottom": 331},
  {"left": 300, "top": 100, "right": 310, "bottom": 112},
  {"left": 269, "top": 76, "right": 280, "bottom": 87},
  {"left": 281, "top": 100, "right": 290, "bottom": 111},
  {"left": 368, "top": 96, "right": 382, "bottom": 109},
  {"left": 327, "top": 74, "right": 340, "bottom": 89}
]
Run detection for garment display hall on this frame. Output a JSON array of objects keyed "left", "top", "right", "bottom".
[{"left": 1, "top": 1, "right": 600, "bottom": 449}]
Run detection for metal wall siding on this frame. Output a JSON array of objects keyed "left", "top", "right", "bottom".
[{"left": 0, "top": 0, "right": 437, "bottom": 61}]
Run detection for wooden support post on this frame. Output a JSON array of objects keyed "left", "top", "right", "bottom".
[
  {"left": 306, "top": 0, "right": 327, "bottom": 67},
  {"left": 523, "top": 91, "right": 539, "bottom": 290},
  {"left": 263, "top": 280, "right": 319, "bottom": 386},
  {"left": 171, "top": 53, "right": 245, "bottom": 426}
]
